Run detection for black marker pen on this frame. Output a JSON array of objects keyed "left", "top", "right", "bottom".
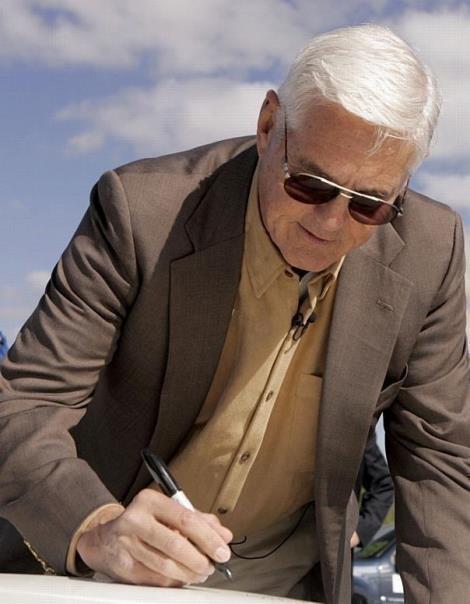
[{"left": 141, "top": 448, "right": 233, "bottom": 581}]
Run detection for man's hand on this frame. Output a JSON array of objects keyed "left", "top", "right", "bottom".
[
  {"left": 77, "top": 489, "right": 233, "bottom": 587},
  {"left": 350, "top": 531, "right": 361, "bottom": 548}
]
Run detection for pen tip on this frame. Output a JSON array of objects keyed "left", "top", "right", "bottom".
[{"left": 214, "top": 562, "right": 233, "bottom": 581}]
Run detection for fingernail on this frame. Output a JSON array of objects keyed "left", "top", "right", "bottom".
[
  {"left": 195, "top": 575, "right": 210, "bottom": 584},
  {"left": 215, "top": 546, "right": 230, "bottom": 562},
  {"left": 206, "top": 564, "right": 215, "bottom": 576}
]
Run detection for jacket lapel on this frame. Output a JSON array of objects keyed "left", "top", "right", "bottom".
[
  {"left": 126, "top": 144, "right": 258, "bottom": 501},
  {"left": 315, "top": 223, "right": 413, "bottom": 602}
]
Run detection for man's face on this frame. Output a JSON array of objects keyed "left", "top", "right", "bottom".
[{"left": 256, "top": 91, "right": 415, "bottom": 271}]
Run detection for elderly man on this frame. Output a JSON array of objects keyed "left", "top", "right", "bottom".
[{"left": 0, "top": 24, "right": 468, "bottom": 604}]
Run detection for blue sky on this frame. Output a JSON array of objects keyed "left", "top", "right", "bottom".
[{"left": 1, "top": 0, "right": 470, "bottom": 348}]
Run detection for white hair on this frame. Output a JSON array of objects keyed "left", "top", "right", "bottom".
[{"left": 277, "top": 24, "right": 441, "bottom": 168}]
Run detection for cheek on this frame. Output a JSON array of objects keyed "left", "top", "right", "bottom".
[
  {"left": 265, "top": 202, "right": 306, "bottom": 241},
  {"left": 259, "top": 184, "right": 300, "bottom": 230}
]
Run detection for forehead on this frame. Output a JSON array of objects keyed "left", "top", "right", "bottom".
[{"left": 288, "top": 102, "right": 415, "bottom": 191}]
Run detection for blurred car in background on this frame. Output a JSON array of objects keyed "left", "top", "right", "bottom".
[{"left": 352, "top": 526, "right": 404, "bottom": 604}]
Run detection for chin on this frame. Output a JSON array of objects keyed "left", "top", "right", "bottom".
[
  {"left": 275, "top": 232, "right": 341, "bottom": 271},
  {"left": 299, "top": 261, "right": 333, "bottom": 272},
  {"left": 287, "top": 242, "right": 334, "bottom": 267},
  {"left": 284, "top": 253, "right": 332, "bottom": 272}
]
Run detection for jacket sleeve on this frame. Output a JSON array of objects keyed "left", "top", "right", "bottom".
[
  {"left": 356, "top": 432, "right": 394, "bottom": 547},
  {"left": 384, "top": 212, "right": 470, "bottom": 603},
  {"left": 0, "top": 170, "right": 138, "bottom": 573}
]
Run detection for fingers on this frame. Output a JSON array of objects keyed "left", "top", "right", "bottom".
[
  {"left": 128, "top": 538, "right": 211, "bottom": 585},
  {"left": 120, "top": 505, "right": 215, "bottom": 577},
  {"left": 80, "top": 513, "right": 211, "bottom": 586},
  {"left": 133, "top": 490, "right": 232, "bottom": 565},
  {"left": 199, "top": 512, "right": 233, "bottom": 544},
  {"left": 77, "top": 489, "right": 232, "bottom": 588}
]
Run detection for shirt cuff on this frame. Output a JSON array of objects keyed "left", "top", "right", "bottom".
[{"left": 66, "top": 503, "right": 125, "bottom": 575}]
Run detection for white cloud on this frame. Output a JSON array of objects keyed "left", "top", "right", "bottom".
[
  {"left": 0, "top": 0, "right": 398, "bottom": 74},
  {"left": 26, "top": 2, "right": 459, "bottom": 164},
  {"left": 0, "top": 0, "right": 306, "bottom": 73},
  {"left": 391, "top": 6, "right": 470, "bottom": 162},
  {"left": 25, "top": 270, "right": 50, "bottom": 292},
  {"left": 58, "top": 78, "right": 273, "bottom": 155},
  {"left": 0, "top": 271, "right": 50, "bottom": 346},
  {"left": 416, "top": 171, "right": 470, "bottom": 212},
  {"left": 3, "top": 1, "right": 468, "bottom": 163},
  {"left": 414, "top": 170, "right": 470, "bottom": 342},
  {"left": 66, "top": 130, "right": 104, "bottom": 154}
]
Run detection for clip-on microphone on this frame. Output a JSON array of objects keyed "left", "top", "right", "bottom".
[{"left": 291, "top": 311, "right": 317, "bottom": 341}]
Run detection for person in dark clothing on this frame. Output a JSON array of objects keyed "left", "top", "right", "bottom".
[{"left": 351, "top": 431, "right": 394, "bottom": 549}]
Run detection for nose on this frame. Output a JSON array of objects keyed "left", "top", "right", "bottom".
[{"left": 312, "top": 194, "right": 350, "bottom": 232}]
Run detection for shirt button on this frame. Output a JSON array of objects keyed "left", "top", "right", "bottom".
[
  {"left": 284, "top": 269, "right": 294, "bottom": 278},
  {"left": 265, "top": 390, "right": 274, "bottom": 401},
  {"left": 239, "top": 452, "right": 251, "bottom": 464},
  {"left": 217, "top": 507, "right": 228, "bottom": 515}
]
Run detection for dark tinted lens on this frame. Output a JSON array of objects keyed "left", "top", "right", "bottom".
[
  {"left": 284, "top": 174, "right": 339, "bottom": 205},
  {"left": 285, "top": 173, "right": 403, "bottom": 226},
  {"left": 349, "top": 195, "right": 398, "bottom": 225}
]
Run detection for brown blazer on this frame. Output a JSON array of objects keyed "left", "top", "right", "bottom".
[{"left": 0, "top": 137, "right": 469, "bottom": 604}]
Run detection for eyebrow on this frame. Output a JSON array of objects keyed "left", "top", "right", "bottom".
[{"left": 294, "top": 156, "right": 392, "bottom": 199}]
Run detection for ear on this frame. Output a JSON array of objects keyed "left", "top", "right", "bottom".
[{"left": 256, "top": 90, "right": 281, "bottom": 158}]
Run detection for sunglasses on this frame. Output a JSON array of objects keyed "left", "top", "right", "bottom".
[{"left": 283, "top": 119, "right": 407, "bottom": 226}]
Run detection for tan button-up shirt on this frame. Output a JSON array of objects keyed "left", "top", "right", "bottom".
[{"left": 167, "top": 165, "right": 343, "bottom": 537}]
